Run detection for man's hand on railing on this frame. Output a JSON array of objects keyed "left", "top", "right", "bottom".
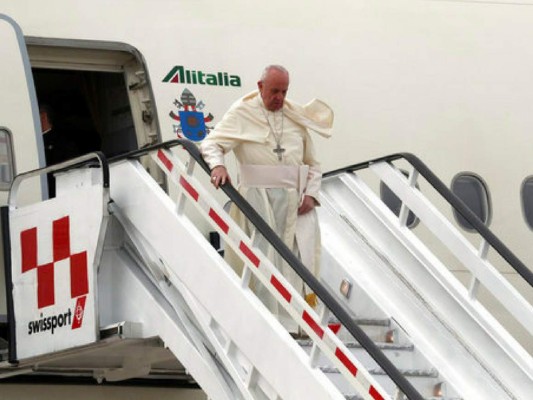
[{"left": 210, "top": 165, "right": 231, "bottom": 189}]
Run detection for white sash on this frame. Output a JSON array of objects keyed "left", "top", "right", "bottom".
[{"left": 239, "top": 164, "right": 309, "bottom": 198}]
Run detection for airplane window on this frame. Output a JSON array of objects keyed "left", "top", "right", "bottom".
[
  {"left": 520, "top": 176, "right": 533, "bottom": 230},
  {"left": 0, "top": 129, "right": 14, "bottom": 190},
  {"left": 451, "top": 173, "right": 491, "bottom": 231},
  {"left": 379, "top": 169, "right": 419, "bottom": 228}
]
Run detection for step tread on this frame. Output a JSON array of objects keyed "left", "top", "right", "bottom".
[
  {"left": 321, "top": 366, "right": 439, "bottom": 377},
  {"left": 297, "top": 339, "right": 414, "bottom": 351},
  {"left": 329, "top": 317, "right": 391, "bottom": 327},
  {"left": 345, "top": 396, "right": 462, "bottom": 400}
]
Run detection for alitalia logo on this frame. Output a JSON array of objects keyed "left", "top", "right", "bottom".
[{"left": 163, "top": 66, "right": 241, "bottom": 87}]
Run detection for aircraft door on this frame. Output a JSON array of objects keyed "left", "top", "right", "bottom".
[
  {"left": 0, "top": 14, "right": 46, "bottom": 322},
  {"left": 0, "top": 15, "right": 44, "bottom": 206}
]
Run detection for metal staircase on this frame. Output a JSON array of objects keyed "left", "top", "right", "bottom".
[
  {"left": 1, "top": 142, "right": 531, "bottom": 400},
  {"left": 299, "top": 318, "right": 459, "bottom": 400},
  {"left": 315, "top": 155, "right": 533, "bottom": 400}
]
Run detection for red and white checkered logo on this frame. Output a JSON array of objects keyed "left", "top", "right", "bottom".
[{"left": 20, "top": 216, "right": 89, "bottom": 314}]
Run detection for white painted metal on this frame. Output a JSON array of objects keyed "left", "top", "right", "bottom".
[
  {"left": 318, "top": 198, "right": 504, "bottom": 399},
  {"left": 105, "top": 159, "right": 345, "bottom": 400},
  {"left": 151, "top": 147, "right": 391, "bottom": 400},
  {"left": 98, "top": 242, "right": 238, "bottom": 399},
  {"left": 0, "top": 14, "right": 51, "bottom": 319},
  {"left": 108, "top": 202, "right": 260, "bottom": 400},
  {"left": 468, "top": 239, "right": 490, "bottom": 300},
  {"left": 8, "top": 154, "right": 110, "bottom": 360},
  {"left": 6, "top": 145, "right": 527, "bottom": 399},
  {"left": 370, "top": 161, "right": 533, "bottom": 337},
  {"left": 0, "top": 15, "right": 42, "bottom": 184},
  {"left": 318, "top": 165, "right": 533, "bottom": 400}
]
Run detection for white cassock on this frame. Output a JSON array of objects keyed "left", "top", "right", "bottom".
[{"left": 201, "top": 90, "right": 333, "bottom": 331}]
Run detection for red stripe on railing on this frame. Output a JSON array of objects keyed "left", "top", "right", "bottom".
[
  {"left": 179, "top": 176, "right": 199, "bottom": 201},
  {"left": 335, "top": 347, "right": 358, "bottom": 376},
  {"left": 239, "top": 241, "right": 260, "bottom": 267},
  {"left": 208, "top": 208, "right": 229, "bottom": 234},
  {"left": 157, "top": 150, "right": 174, "bottom": 172},
  {"left": 153, "top": 150, "right": 390, "bottom": 400},
  {"left": 302, "top": 311, "right": 324, "bottom": 339},
  {"left": 328, "top": 323, "right": 341, "bottom": 335},
  {"left": 270, "top": 275, "right": 292, "bottom": 302},
  {"left": 369, "top": 386, "right": 385, "bottom": 400}
]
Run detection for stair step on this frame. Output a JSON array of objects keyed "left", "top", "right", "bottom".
[
  {"left": 350, "top": 318, "right": 391, "bottom": 327},
  {"left": 327, "top": 317, "right": 413, "bottom": 345},
  {"left": 298, "top": 338, "right": 432, "bottom": 371},
  {"left": 344, "top": 396, "right": 463, "bottom": 400},
  {"left": 328, "top": 317, "right": 390, "bottom": 328},
  {"left": 320, "top": 366, "right": 438, "bottom": 377},
  {"left": 322, "top": 365, "right": 443, "bottom": 398},
  {"left": 297, "top": 338, "right": 413, "bottom": 351}
]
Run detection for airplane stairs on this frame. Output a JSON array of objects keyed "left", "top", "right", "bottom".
[
  {"left": 1, "top": 141, "right": 531, "bottom": 400},
  {"left": 315, "top": 155, "right": 533, "bottom": 400}
]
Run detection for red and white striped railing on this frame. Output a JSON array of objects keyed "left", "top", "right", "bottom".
[{"left": 152, "top": 147, "right": 390, "bottom": 400}]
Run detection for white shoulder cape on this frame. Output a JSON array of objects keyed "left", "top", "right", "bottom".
[{"left": 212, "top": 90, "right": 333, "bottom": 143}]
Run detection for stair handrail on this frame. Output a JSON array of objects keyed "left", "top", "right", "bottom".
[
  {"left": 323, "top": 152, "right": 533, "bottom": 288},
  {"left": 113, "top": 139, "right": 425, "bottom": 400},
  {"left": 5, "top": 151, "right": 109, "bottom": 363},
  {"left": 8, "top": 151, "right": 110, "bottom": 209}
]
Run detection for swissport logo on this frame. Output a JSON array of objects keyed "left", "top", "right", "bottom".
[{"left": 20, "top": 216, "right": 88, "bottom": 334}]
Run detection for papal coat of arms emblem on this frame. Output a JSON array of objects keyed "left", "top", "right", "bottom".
[{"left": 169, "top": 88, "right": 214, "bottom": 141}]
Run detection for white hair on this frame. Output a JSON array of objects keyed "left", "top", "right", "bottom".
[{"left": 259, "top": 65, "right": 289, "bottom": 82}]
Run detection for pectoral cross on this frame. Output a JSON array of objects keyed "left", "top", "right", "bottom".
[{"left": 273, "top": 143, "right": 285, "bottom": 161}]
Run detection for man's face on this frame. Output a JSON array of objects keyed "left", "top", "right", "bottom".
[{"left": 258, "top": 69, "right": 289, "bottom": 111}]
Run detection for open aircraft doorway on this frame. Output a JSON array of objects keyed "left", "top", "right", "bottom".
[{"left": 27, "top": 40, "right": 163, "bottom": 194}]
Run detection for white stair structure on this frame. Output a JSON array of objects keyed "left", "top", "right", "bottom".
[
  {"left": 317, "top": 155, "right": 533, "bottom": 400},
  {"left": 1, "top": 142, "right": 531, "bottom": 400}
]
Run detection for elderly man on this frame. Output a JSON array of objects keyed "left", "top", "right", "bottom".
[{"left": 200, "top": 65, "right": 333, "bottom": 330}]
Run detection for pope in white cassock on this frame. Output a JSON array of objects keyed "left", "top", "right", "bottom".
[{"left": 200, "top": 65, "right": 333, "bottom": 332}]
